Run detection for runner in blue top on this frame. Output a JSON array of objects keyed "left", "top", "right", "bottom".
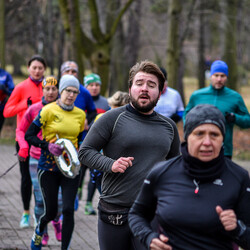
[{"left": 0, "top": 63, "right": 14, "bottom": 134}]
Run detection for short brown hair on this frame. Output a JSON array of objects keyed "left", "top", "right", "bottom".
[{"left": 128, "top": 60, "right": 165, "bottom": 92}]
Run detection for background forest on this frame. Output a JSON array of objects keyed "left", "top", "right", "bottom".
[
  {"left": 0, "top": 0, "right": 250, "bottom": 103},
  {"left": 1, "top": 0, "right": 250, "bottom": 158}
]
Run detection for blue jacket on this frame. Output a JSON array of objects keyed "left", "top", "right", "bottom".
[
  {"left": 74, "top": 84, "right": 97, "bottom": 140},
  {"left": 74, "top": 84, "right": 96, "bottom": 113},
  {"left": 0, "top": 68, "right": 14, "bottom": 110}
]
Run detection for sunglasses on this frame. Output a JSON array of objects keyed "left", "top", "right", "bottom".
[{"left": 64, "top": 89, "right": 79, "bottom": 95}]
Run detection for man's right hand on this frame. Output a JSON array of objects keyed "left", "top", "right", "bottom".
[
  {"left": 111, "top": 157, "right": 134, "bottom": 173},
  {"left": 225, "top": 112, "right": 235, "bottom": 123},
  {"left": 150, "top": 234, "right": 172, "bottom": 250}
]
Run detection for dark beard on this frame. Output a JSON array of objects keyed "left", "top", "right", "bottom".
[{"left": 130, "top": 95, "right": 158, "bottom": 113}]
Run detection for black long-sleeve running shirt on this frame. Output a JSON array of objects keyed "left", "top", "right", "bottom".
[
  {"left": 78, "top": 104, "right": 180, "bottom": 207},
  {"left": 129, "top": 156, "right": 250, "bottom": 249}
]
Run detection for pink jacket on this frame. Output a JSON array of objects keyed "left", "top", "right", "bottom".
[{"left": 16, "top": 101, "right": 43, "bottom": 160}]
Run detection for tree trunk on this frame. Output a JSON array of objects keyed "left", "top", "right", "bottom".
[
  {"left": 166, "top": 0, "right": 182, "bottom": 89},
  {"left": 90, "top": 44, "right": 110, "bottom": 96},
  {"left": 0, "top": 0, "right": 5, "bottom": 68},
  {"left": 107, "top": 0, "right": 125, "bottom": 95},
  {"left": 109, "top": 0, "right": 141, "bottom": 95},
  {"left": 58, "top": 0, "right": 135, "bottom": 94},
  {"left": 11, "top": 52, "right": 23, "bottom": 76},
  {"left": 177, "top": 50, "right": 186, "bottom": 105},
  {"left": 57, "top": 24, "right": 65, "bottom": 80},
  {"left": 198, "top": 0, "right": 205, "bottom": 89},
  {"left": 68, "top": 0, "right": 85, "bottom": 81},
  {"left": 47, "top": 0, "right": 54, "bottom": 75},
  {"left": 124, "top": 0, "right": 141, "bottom": 86},
  {"left": 109, "top": 23, "right": 126, "bottom": 95},
  {"left": 223, "top": 0, "right": 238, "bottom": 90}
]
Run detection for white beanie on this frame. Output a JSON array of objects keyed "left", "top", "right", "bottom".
[{"left": 59, "top": 75, "right": 80, "bottom": 94}]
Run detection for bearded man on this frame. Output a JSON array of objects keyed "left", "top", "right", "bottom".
[{"left": 78, "top": 60, "right": 180, "bottom": 250}]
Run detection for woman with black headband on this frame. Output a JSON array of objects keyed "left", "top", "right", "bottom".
[{"left": 129, "top": 104, "right": 250, "bottom": 250}]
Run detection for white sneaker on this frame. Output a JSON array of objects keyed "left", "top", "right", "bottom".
[{"left": 20, "top": 213, "right": 30, "bottom": 228}]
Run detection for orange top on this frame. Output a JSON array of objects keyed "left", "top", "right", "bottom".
[{"left": 3, "top": 77, "right": 43, "bottom": 130}]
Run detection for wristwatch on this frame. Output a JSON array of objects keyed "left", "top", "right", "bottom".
[{"left": 237, "top": 220, "right": 246, "bottom": 237}]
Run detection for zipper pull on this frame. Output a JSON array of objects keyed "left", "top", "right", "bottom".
[{"left": 193, "top": 179, "right": 200, "bottom": 194}]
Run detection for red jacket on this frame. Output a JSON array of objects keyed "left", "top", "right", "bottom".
[{"left": 3, "top": 77, "right": 43, "bottom": 131}]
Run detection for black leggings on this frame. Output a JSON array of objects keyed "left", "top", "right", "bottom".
[
  {"left": 16, "top": 142, "right": 32, "bottom": 211},
  {"left": 78, "top": 164, "right": 88, "bottom": 188},
  {"left": 37, "top": 169, "right": 79, "bottom": 250},
  {"left": 98, "top": 216, "right": 146, "bottom": 250},
  {"left": 87, "top": 171, "right": 98, "bottom": 201}
]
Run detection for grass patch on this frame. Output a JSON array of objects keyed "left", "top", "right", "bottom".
[
  {"left": 0, "top": 137, "right": 15, "bottom": 145},
  {"left": 234, "top": 151, "right": 250, "bottom": 161}
]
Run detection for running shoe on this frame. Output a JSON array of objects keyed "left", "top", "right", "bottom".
[
  {"left": 20, "top": 213, "right": 30, "bottom": 228},
  {"left": 42, "top": 233, "right": 49, "bottom": 246},
  {"left": 84, "top": 202, "right": 96, "bottom": 215},
  {"left": 31, "top": 228, "right": 43, "bottom": 250},
  {"left": 52, "top": 220, "right": 62, "bottom": 241}
]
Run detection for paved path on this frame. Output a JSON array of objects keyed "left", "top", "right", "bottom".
[
  {"left": 0, "top": 144, "right": 250, "bottom": 250},
  {"left": 0, "top": 144, "right": 99, "bottom": 250}
]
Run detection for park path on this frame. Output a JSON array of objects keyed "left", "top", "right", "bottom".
[{"left": 0, "top": 144, "right": 99, "bottom": 250}]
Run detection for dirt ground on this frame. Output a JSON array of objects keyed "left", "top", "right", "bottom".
[{"left": 232, "top": 127, "right": 250, "bottom": 159}]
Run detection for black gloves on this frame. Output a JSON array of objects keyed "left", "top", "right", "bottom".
[
  {"left": 225, "top": 112, "right": 235, "bottom": 123},
  {"left": 27, "top": 96, "right": 32, "bottom": 107},
  {"left": 0, "top": 84, "right": 7, "bottom": 93}
]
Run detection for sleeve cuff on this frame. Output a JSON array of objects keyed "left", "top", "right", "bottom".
[{"left": 18, "top": 148, "right": 29, "bottom": 158}]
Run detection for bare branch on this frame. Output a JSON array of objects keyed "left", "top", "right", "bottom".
[
  {"left": 105, "top": 0, "right": 135, "bottom": 42},
  {"left": 88, "top": 0, "right": 105, "bottom": 42}
]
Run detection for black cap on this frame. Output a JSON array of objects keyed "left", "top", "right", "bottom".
[{"left": 184, "top": 104, "right": 226, "bottom": 140}]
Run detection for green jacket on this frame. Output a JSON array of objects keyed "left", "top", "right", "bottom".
[{"left": 183, "top": 85, "right": 250, "bottom": 156}]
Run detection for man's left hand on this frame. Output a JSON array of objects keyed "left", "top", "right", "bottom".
[
  {"left": 225, "top": 112, "right": 235, "bottom": 123},
  {"left": 216, "top": 205, "right": 237, "bottom": 231}
]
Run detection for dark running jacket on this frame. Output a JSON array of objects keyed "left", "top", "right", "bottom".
[{"left": 129, "top": 156, "right": 250, "bottom": 249}]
